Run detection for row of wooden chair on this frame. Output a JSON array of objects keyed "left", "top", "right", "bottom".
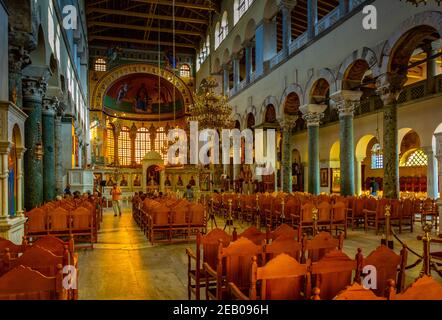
[
  {"left": 186, "top": 225, "right": 345, "bottom": 300},
  {"left": 0, "top": 236, "right": 79, "bottom": 300},
  {"left": 25, "top": 198, "right": 101, "bottom": 247},
  {"left": 133, "top": 196, "right": 207, "bottom": 244}
]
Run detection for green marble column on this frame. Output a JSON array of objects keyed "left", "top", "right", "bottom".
[
  {"left": 22, "top": 77, "right": 46, "bottom": 210},
  {"left": 331, "top": 90, "right": 362, "bottom": 196},
  {"left": 42, "top": 97, "right": 58, "bottom": 201},
  {"left": 301, "top": 104, "right": 326, "bottom": 195},
  {"left": 377, "top": 73, "right": 407, "bottom": 199},
  {"left": 281, "top": 117, "right": 297, "bottom": 193},
  {"left": 54, "top": 113, "right": 63, "bottom": 195}
]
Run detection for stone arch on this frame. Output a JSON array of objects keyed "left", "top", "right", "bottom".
[
  {"left": 379, "top": 11, "right": 442, "bottom": 76},
  {"left": 11, "top": 124, "right": 23, "bottom": 149},
  {"left": 244, "top": 18, "right": 256, "bottom": 41},
  {"left": 306, "top": 78, "right": 331, "bottom": 104},
  {"left": 304, "top": 68, "right": 336, "bottom": 102},
  {"left": 258, "top": 96, "right": 279, "bottom": 124},
  {"left": 355, "top": 134, "right": 376, "bottom": 160},
  {"left": 263, "top": 0, "right": 278, "bottom": 20},
  {"left": 329, "top": 141, "right": 340, "bottom": 167},
  {"left": 246, "top": 112, "right": 256, "bottom": 129},
  {"left": 232, "top": 35, "right": 243, "bottom": 54},
  {"left": 280, "top": 84, "right": 304, "bottom": 118},
  {"left": 336, "top": 47, "right": 378, "bottom": 90}
]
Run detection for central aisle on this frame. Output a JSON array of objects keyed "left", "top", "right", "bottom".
[{"left": 78, "top": 207, "right": 189, "bottom": 300}]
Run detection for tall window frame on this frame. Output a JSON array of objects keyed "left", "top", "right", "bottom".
[
  {"left": 370, "top": 143, "right": 383, "bottom": 169},
  {"left": 94, "top": 58, "right": 107, "bottom": 72},
  {"left": 154, "top": 127, "right": 167, "bottom": 161},
  {"left": 135, "top": 127, "right": 151, "bottom": 164},
  {"left": 107, "top": 123, "right": 115, "bottom": 165},
  {"left": 118, "top": 126, "right": 132, "bottom": 166}
]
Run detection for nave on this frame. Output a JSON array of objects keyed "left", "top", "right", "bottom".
[{"left": 76, "top": 205, "right": 441, "bottom": 300}]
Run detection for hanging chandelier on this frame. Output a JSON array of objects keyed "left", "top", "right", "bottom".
[
  {"left": 188, "top": 77, "right": 234, "bottom": 130},
  {"left": 401, "top": 0, "right": 441, "bottom": 5}
]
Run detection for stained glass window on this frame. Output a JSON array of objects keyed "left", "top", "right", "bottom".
[
  {"left": 94, "top": 58, "right": 107, "bottom": 72},
  {"left": 371, "top": 143, "right": 383, "bottom": 169},
  {"left": 400, "top": 148, "right": 428, "bottom": 167},
  {"left": 107, "top": 124, "right": 115, "bottom": 165},
  {"left": 118, "top": 127, "right": 132, "bottom": 166},
  {"left": 180, "top": 64, "right": 191, "bottom": 78},
  {"left": 135, "top": 128, "right": 150, "bottom": 164}
]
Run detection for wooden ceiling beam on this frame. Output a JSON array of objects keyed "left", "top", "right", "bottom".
[
  {"left": 89, "top": 35, "right": 196, "bottom": 48},
  {"left": 87, "top": 7, "right": 208, "bottom": 24},
  {"left": 88, "top": 21, "right": 202, "bottom": 37},
  {"left": 128, "top": 0, "right": 216, "bottom": 11}
]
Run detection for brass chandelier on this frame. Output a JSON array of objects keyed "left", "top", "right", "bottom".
[{"left": 188, "top": 77, "right": 234, "bottom": 130}]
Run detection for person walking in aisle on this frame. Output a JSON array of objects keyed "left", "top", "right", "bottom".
[{"left": 111, "top": 183, "right": 122, "bottom": 217}]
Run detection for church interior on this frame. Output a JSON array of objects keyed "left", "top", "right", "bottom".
[{"left": 0, "top": 0, "right": 442, "bottom": 301}]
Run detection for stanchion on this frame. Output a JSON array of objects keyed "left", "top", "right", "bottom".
[
  {"left": 208, "top": 195, "right": 217, "bottom": 230},
  {"left": 255, "top": 194, "right": 260, "bottom": 229},
  {"left": 381, "top": 205, "right": 394, "bottom": 249},
  {"left": 312, "top": 207, "right": 319, "bottom": 235},
  {"left": 421, "top": 223, "right": 432, "bottom": 276},
  {"left": 224, "top": 199, "right": 234, "bottom": 234},
  {"left": 280, "top": 197, "right": 285, "bottom": 225}
]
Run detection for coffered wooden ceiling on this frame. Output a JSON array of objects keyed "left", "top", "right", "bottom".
[{"left": 86, "top": 0, "right": 221, "bottom": 53}]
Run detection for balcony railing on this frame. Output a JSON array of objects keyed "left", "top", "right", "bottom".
[
  {"left": 269, "top": 50, "right": 287, "bottom": 69},
  {"left": 350, "top": 0, "right": 367, "bottom": 11},
  {"left": 315, "top": 6, "right": 341, "bottom": 36},
  {"left": 289, "top": 32, "right": 309, "bottom": 55}
]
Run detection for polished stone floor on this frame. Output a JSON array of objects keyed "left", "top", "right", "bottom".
[{"left": 78, "top": 207, "right": 442, "bottom": 300}]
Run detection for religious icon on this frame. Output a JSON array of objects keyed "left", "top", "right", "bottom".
[
  {"left": 106, "top": 175, "right": 115, "bottom": 186},
  {"left": 116, "top": 83, "right": 129, "bottom": 104},
  {"left": 165, "top": 175, "right": 172, "bottom": 187},
  {"left": 135, "top": 83, "right": 149, "bottom": 112},
  {"left": 133, "top": 175, "right": 141, "bottom": 187},
  {"left": 120, "top": 175, "right": 128, "bottom": 186},
  {"left": 177, "top": 175, "right": 184, "bottom": 186},
  {"left": 189, "top": 175, "right": 196, "bottom": 187},
  {"left": 320, "top": 168, "right": 329, "bottom": 188}
]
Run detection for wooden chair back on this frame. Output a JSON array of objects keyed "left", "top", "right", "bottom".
[
  {"left": 189, "top": 203, "right": 206, "bottom": 226},
  {"left": 395, "top": 276, "right": 442, "bottom": 300},
  {"left": 251, "top": 253, "right": 310, "bottom": 300},
  {"left": 332, "top": 202, "right": 346, "bottom": 222},
  {"left": 0, "top": 265, "right": 65, "bottom": 300},
  {"left": 311, "top": 250, "right": 356, "bottom": 300},
  {"left": 300, "top": 202, "right": 314, "bottom": 223},
  {"left": 303, "top": 232, "right": 344, "bottom": 263},
  {"left": 234, "top": 226, "right": 266, "bottom": 245},
  {"left": 334, "top": 283, "right": 386, "bottom": 300},
  {"left": 263, "top": 238, "right": 302, "bottom": 263},
  {"left": 26, "top": 208, "right": 47, "bottom": 234},
  {"left": 200, "top": 228, "right": 231, "bottom": 270},
  {"left": 317, "top": 202, "right": 331, "bottom": 222},
  {"left": 48, "top": 207, "right": 70, "bottom": 232},
  {"left": 269, "top": 223, "right": 297, "bottom": 241},
  {"left": 71, "top": 207, "right": 91, "bottom": 230},
  {"left": 5, "top": 246, "right": 62, "bottom": 277},
  {"left": 170, "top": 205, "right": 188, "bottom": 225}
]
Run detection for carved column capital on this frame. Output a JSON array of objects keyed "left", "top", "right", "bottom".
[
  {"left": 300, "top": 104, "right": 327, "bottom": 126},
  {"left": 279, "top": 116, "right": 298, "bottom": 131},
  {"left": 22, "top": 76, "right": 48, "bottom": 101},
  {"left": 376, "top": 72, "right": 407, "bottom": 106},
  {"left": 330, "top": 90, "right": 362, "bottom": 116},
  {"left": 278, "top": 0, "right": 297, "bottom": 11},
  {"left": 42, "top": 96, "right": 59, "bottom": 116}
]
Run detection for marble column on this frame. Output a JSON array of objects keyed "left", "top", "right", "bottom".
[
  {"left": 54, "top": 111, "right": 64, "bottom": 195},
  {"left": 244, "top": 41, "right": 253, "bottom": 84},
  {"left": 280, "top": 2, "right": 292, "bottom": 55},
  {"left": 22, "top": 76, "right": 47, "bottom": 210},
  {"left": 42, "top": 97, "right": 58, "bottom": 202},
  {"left": 307, "top": 0, "right": 318, "bottom": 40},
  {"left": 423, "top": 146, "right": 438, "bottom": 199},
  {"left": 300, "top": 104, "right": 327, "bottom": 195},
  {"left": 434, "top": 133, "right": 442, "bottom": 234},
  {"left": 331, "top": 90, "right": 362, "bottom": 196},
  {"left": 0, "top": 143, "right": 11, "bottom": 218},
  {"left": 376, "top": 73, "right": 407, "bottom": 199},
  {"left": 280, "top": 116, "right": 298, "bottom": 193},
  {"left": 232, "top": 53, "right": 241, "bottom": 90},
  {"left": 223, "top": 65, "right": 230, "bottom": 94},
  {"left": 355, "top": 157, "right": 364, "bottom": 196},
  {"left": 15, "top": 148, "right": 25, "bottom": 217},
  {"left": 422, "top": 42, "right": 437, "bottom": 94}
]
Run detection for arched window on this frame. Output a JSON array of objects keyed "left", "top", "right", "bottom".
[
  {"left": 371, "top": 143, "right": 383, "bottom": 169},
  {"left": 205, "top": 34, "right": 211, "bottom": 57},
  {"left": 214, "top": 22, "right": 221, "bottom": 49},
  {"left": 234, "top": 0, "right": 254, "bottom": 25},
  {"left": 400, "top": 148, "right": 428, "bottom": 167},
  {"left": 118, "top": 127, "right": 131, "bottom": 166},
  {"left": 94, "top": 58, "right": 107, "bottom": 72},
  {"left": 135, "top": 127, "right": 150, "bottom": 164},
  {"left": 154, "top": 127, "right": 167, "bottom": 161},
  {"left": 107, "top": 124, "right": 115, "bottom": 165},
  {"left": 180, "top": 64, "right": 191, "bottom": 78},
  {"left": 217, "top": 12, "right": 229, "bottom": 47}
]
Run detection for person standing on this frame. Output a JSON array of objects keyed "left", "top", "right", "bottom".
[
  {"left": 185, "top": 184, "right": 194, "bottom": 202},
  {"left": 111, "top": 183, "right": 122, "bottom": 217}
]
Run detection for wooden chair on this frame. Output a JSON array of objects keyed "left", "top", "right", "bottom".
[
  {"left": 292, "top": 202, "right": 314, "bottom": 239},
  {"left": 302, "top": 232, "right": 344, "bottom": 263},
  {"left": 47, "top": 207, "right": 70, "bottom": 236},
  {"left": 421, "top": 198, "right": 439, "bottom": 229},
  {"left": 0, "top": 265, "right": 66, "bottom": 300},
  {"left": 310, "top": 250, "right": 357, "bottom": 300},
  {"left": 0, "top": 238, "right": 26, "bottom": 276},
  {"left": 399, "top": 198, "right": 414, "bottom": 233},
  {"left": 359, "top": 245, "right": 407, "bottom": 296},
  {"left": 204, "top": 237, "right": 262, "bottom": 300},
  {"left": 364, "top": 198, "right": 389, "bottom": 234},
  {"left": 148, "top": 204, "right": 170, "bottom": 244},
  {"left": 333, "top": 283, "right": 386, "bottom": 300},
  {"left": 233, "top": 226, "right": 266, "bottom": 246},
  {"left": 267, "top": 223, "right": 298, "bottom": 242},
  {"left": 25, "top": 208, "right": 47, "bottom": 239},
  {"left": 331, "top": 201, "right": 347, "bottom": 237},
  {"left": 186, "top": 228, "right": 231, "bottom": 300},
  {"left": 395, "top": 275, "right": 442, "bottom": 300},
  {"left": 70, "top": 207, "right": 94, "bottom": 247},
  {"left": 230, "top": 253, "right": 311, "bottom": 300},
  {"left": 169, "top": 205, "right": 189, "bottom": 242},
  {"left": 263, "top": 237, "right": 302, "bottom": 263},
  {"left": 317, "top": 202, "right": 332, "bottom": 233},
  {"left": 347, "top": 197, "right": 365, "bottom": 230},
  {"left": 188, "top": 203, "right": 207, "bottom": 237}
]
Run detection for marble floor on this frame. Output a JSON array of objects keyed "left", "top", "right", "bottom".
[{"left": 78, "top": 207, "right": 442, "bottom": 300}]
